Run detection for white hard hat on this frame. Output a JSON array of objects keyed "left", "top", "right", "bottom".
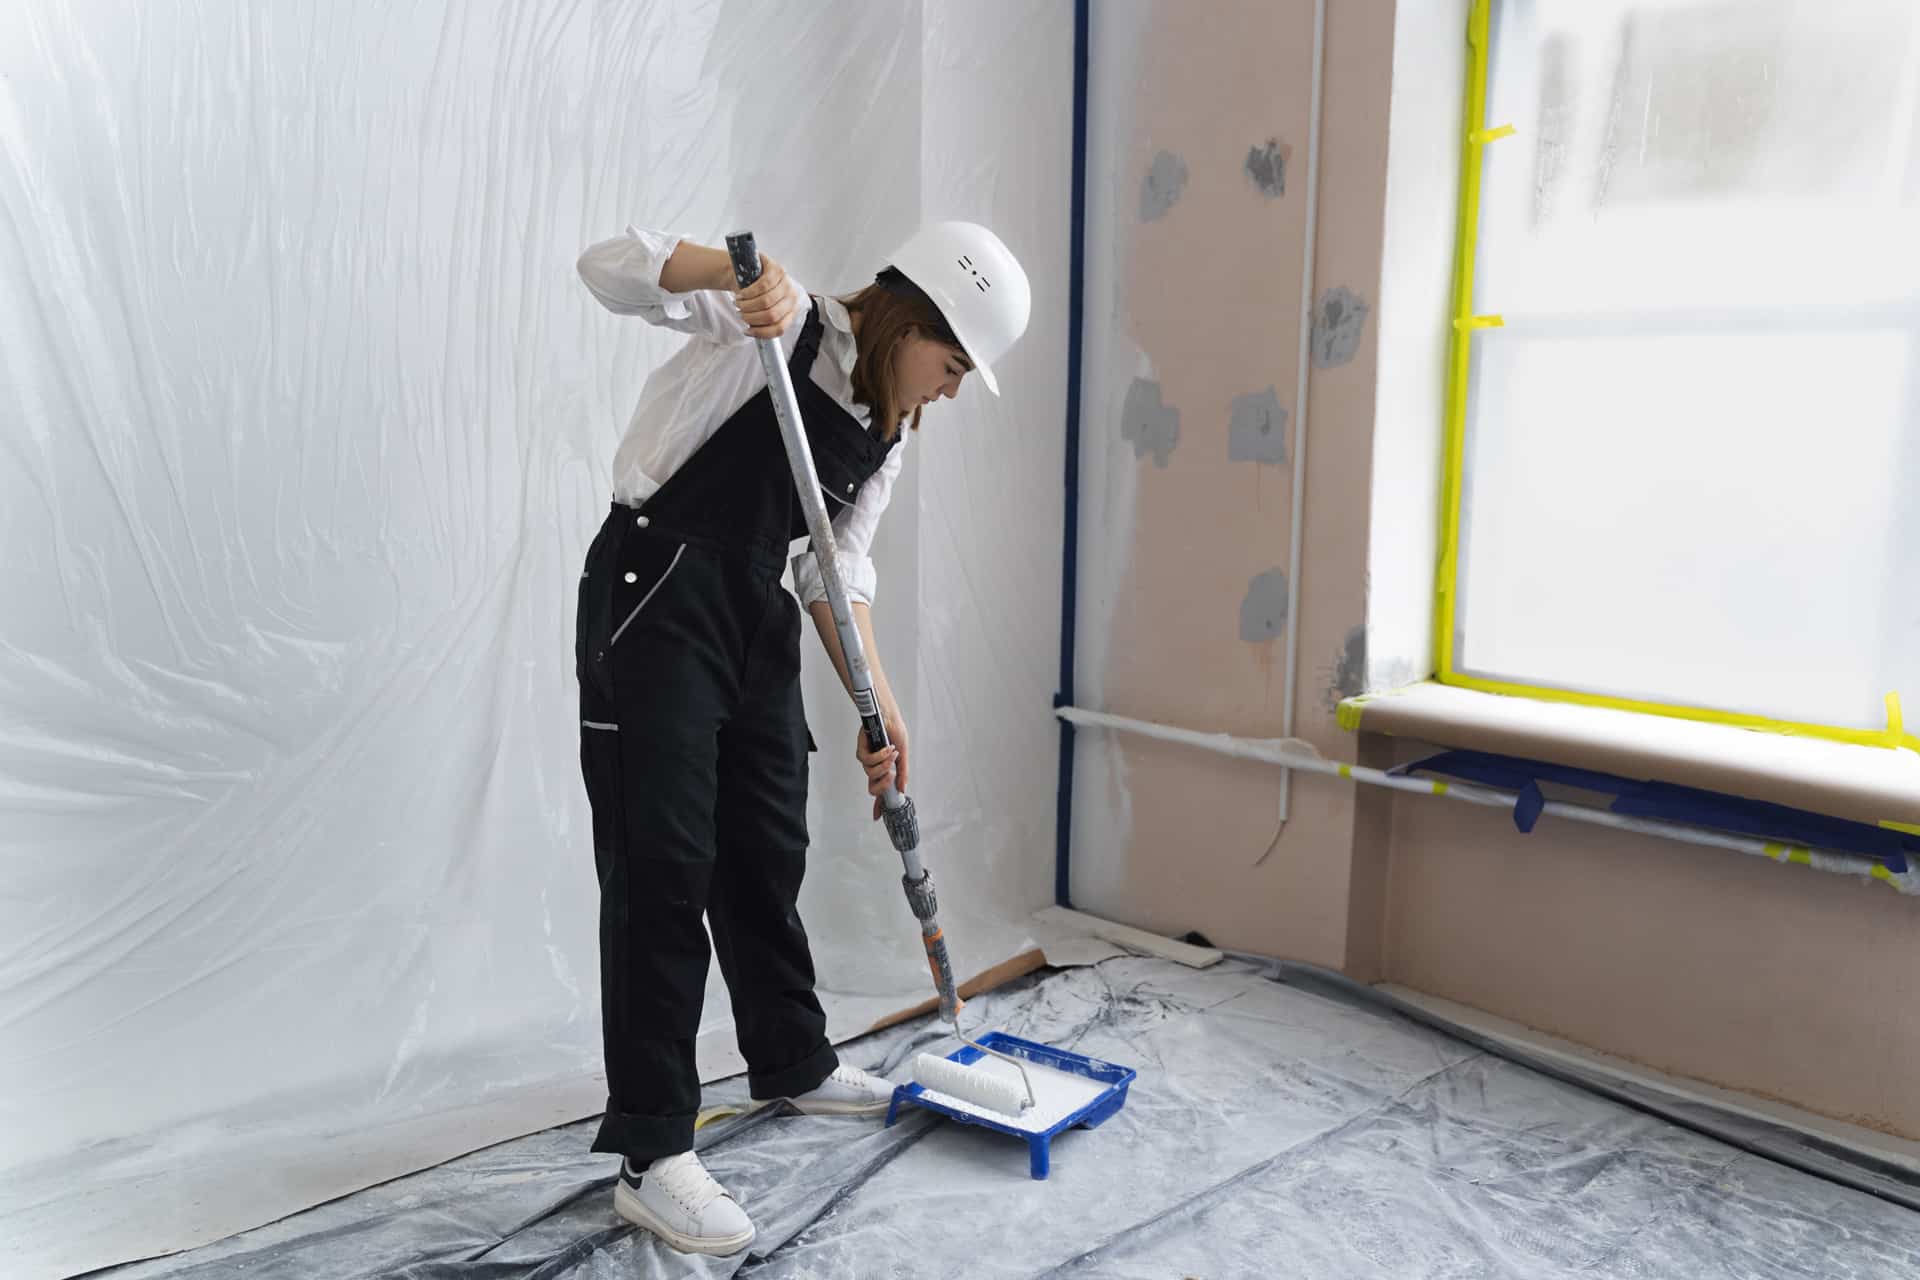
[{"left": 886, "top": 221, "right": 1031, "bottom": 396}]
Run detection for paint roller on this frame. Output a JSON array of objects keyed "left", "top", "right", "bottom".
[
  {"left": 726, "top": 232, "right": 1035, "bottom": 1118},
  {"left": 909, "top": 1052, "right": 1032, "bottom": 1116}
]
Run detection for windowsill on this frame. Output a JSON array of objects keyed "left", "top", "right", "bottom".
[{"left": 1339, "top": 682, "right": 1920, "bottom": 831}]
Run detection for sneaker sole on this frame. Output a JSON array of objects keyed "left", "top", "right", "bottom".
[
  {"left": 613, "top": 1181, "right": 755, "bottom": 1257},
  {"left": 787, "top": 1097, "right": 892, "bottom": 1117}
]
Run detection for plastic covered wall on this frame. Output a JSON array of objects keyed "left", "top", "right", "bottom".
[{"left": 0, "top": 2, "right": 1069, "bottom": 1271}]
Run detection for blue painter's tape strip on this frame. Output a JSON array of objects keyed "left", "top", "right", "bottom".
[
  {"left": 1054, "top": 0, "right": 1090, "bottom": 910},
  {"left": 1513, "top": 780, "right": 1545, "bottom": 834},
  {"left": 1406, "top": 749, "right": 1915, "bottom": 874}
]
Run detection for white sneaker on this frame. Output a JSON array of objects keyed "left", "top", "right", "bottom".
[
  {"left": 787, "top": 1063, "right": 895, "bottom": 1116},
  {"left": 613, "top": 1151, "right": 755, "bottom": 1257}
]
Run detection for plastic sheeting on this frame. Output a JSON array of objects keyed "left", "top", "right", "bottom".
[
  {"left": 1066, "top": 0, "right": 1156, "bottom": 916},
  {"left": 1, "top": 2, "right": 1069, "bottom": 1272},
  {"left": 1458, "top": 0, "right": 1920, "bottom": 730},
  {"left": 86, "top": 955, "right": 1920, "bottom": 1278}
]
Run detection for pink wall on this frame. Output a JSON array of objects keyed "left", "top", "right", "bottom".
[
  {"left": 1381, "top": 753, "right": 1920, "bottom": 1139},
  {"left": 1084, "top": 0, "right": 1920, "bottom": 1141},
  {"left": 1086, "top": 0, "right": 1396, "bottom": 973}
]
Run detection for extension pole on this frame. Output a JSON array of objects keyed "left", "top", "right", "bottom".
[{"left": 726, "top": 232, "right": 959, "bottom": 1021}]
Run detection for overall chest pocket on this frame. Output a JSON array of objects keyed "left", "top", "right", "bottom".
[{"left": 806, "top": 413, "right": 892, "bottom": 510}]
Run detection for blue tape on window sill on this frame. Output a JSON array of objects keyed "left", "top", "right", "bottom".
[
  {"left": 1406, "top": 749, "right": 1915, "bottom": 874},
  {"left": 1513, "top": 779, "right": 1545, "bottom": 833}
]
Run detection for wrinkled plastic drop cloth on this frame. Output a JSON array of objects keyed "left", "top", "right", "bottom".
[
  {"left": 92, "top": 956, "right": 1920, "bottom": 1279},
  {"left": 0, "top": 5, "right": 1072, "bottom": 1277}
]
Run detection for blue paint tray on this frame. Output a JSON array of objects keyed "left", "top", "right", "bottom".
[{"left": 885, "top": 1032, "right": 1136, "bottom": 1179}]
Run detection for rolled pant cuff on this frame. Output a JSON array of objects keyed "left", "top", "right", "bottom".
[
  {"left": 748, "top": 1040, "right": 839, "bottom": 1101},
  {"left": 590, "top": 1106, "right": 695, "bottom": 1166}
]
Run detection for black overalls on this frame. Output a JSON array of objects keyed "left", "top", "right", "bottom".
[{"left": 574, "top": 302, "right": 894, "bottom": 1164}]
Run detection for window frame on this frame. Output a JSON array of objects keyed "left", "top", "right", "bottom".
[{"left": 1433, "top": 0, "right": 1920, "bottom": 757}]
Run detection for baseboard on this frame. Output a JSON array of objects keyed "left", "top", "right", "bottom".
[
  {"left": 1380, "top": 983, "right": 1920, "bottom": 1178},
  {"left": 1033, "top": 906, "right": 1224, "bottom": 968}
]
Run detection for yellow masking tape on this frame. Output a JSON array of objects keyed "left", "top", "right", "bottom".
[
  {"left": 1428, "top": 0, "right": 1920, "bottom": 759},
  {"left": 1891, "top": 693, "right": 1918, "bottom": 754},
  {"left": 1769, "top": 843, "right": 1901, "bottom": 883},
  {"left": 1339, "top": 764, "right": 1353, "bottom": 779},
  {"left": 1336, "top": 699, "right": 1366, "bottom": 732},
  {"left": 1434, "top": 0, "right": 1493, "bottom": 676},
  {"left": 1432, "top": 781, "right": 1450, "bottom": 796},
  {"left": 1442, "top": 671, "right": 1920, "bottom": 754}
]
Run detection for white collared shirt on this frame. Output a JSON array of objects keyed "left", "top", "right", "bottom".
[{"left": 577, "top": 224, "right": 905, "bottom": 607}]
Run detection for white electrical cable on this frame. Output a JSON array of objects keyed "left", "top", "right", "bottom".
[
  {"left": 1057, "top": 705, "right": 1920, "bottom": 895},
  {"left": 1274, "top": 0, "right": 1330, "bottom": 844}
]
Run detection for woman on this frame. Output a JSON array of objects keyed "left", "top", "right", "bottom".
[{"left": 573, "top": 220, "right": 1030, "bottom": 1255}]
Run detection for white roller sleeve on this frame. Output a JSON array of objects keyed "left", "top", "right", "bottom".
[{"left": 912, "top": 1053, "right": 1031, "bottom": 1117}]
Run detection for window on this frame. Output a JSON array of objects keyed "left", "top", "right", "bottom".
[{"left": 1439, "top": 0, "right": 1920, "bottom": 749}]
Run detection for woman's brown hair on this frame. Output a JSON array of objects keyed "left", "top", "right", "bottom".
[{"left": 840, "top": 267, "right": 963, "bottom": 442}]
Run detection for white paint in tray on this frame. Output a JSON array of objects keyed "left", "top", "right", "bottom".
[{"left": 916, "top": 1056, "right": 1110, "bottom": 1133}]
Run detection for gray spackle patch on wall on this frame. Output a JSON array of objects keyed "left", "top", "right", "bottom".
[
  {"left": 1140, "top": 150, "right": 1189, "bottom": 222},
  {"left": 1121, "top": 377, "right": 1180, "bottom": 468},
  {"left": 1240, "top": 569, "right": 1289, "bottom": 643},
  {"left": 1322, "top": 624, "right": 1367, "bottom": 711},
  {"left": 1245, "top": 138, "right": 1291, "bottom": 198},
  {"left": 1311, "top": 286, "right": 1372, "bottom": 369},
  {"left": 1228, "top": 387, "right": 1288, "bottom": 465}
]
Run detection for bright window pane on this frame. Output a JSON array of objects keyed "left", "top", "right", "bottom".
[{"left": 1457, "top": 0, "right": 1920, "bottom": 731}]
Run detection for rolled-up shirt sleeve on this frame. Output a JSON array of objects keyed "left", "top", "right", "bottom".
[
  {"left": 576, "top": 224, "right": 753, "bottom": 344},
  {"left": 791, "top": 434, "right": 906, "bottom": 609}
]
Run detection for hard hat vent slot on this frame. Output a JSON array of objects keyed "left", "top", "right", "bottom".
[{"left": 956, "top": 255, "right": 992, "bottom": 291}]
